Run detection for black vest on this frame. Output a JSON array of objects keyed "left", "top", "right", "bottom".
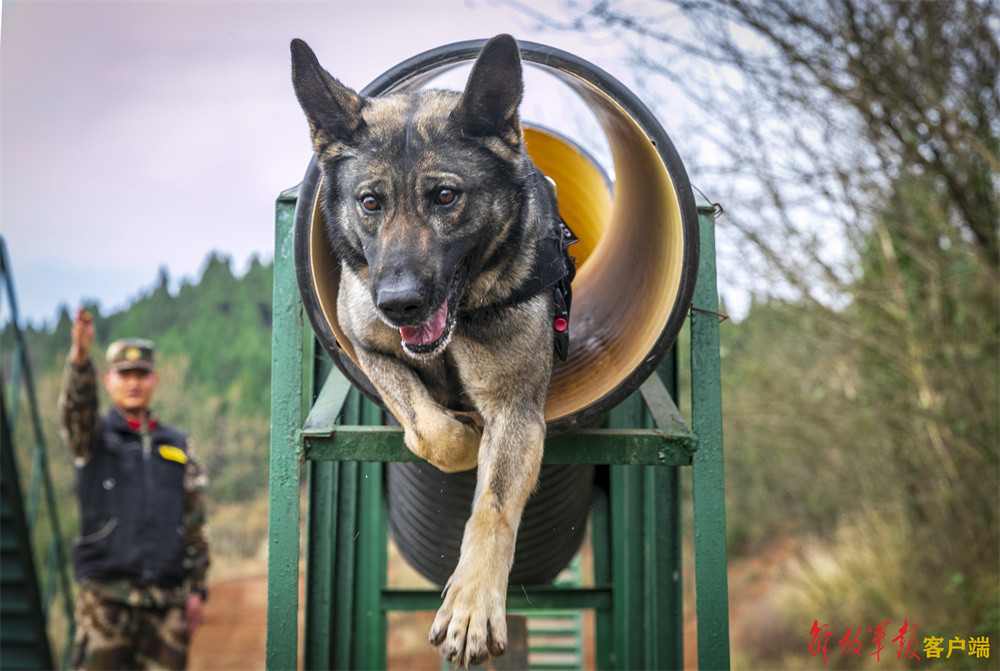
[{"left": 73, "top": 410, "right": 189, "bottom": 586}]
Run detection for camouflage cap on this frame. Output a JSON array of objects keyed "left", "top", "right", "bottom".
[{"left": 105, "top": 338, "right": 155, "bottom": 372}]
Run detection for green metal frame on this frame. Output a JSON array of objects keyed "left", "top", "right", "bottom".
[
  {"left": 266, "top": 189, "right": 730, "bottom": 669},
  {"left": 1, "top": 236, "right": 76, "bottom": 669}
]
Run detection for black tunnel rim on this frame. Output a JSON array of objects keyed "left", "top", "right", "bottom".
[{"left": 293, "top": 37, "right": 700, "bottom": 433}]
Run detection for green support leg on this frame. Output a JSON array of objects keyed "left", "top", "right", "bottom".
[
  {"left": 353, "top": 399, "right": 387, "bottom": 669},
  {"left": 331, "top": 462, "right": 359, "bottom": 668},
  {"left": 267, "top": 187, "right": 305, "bottom": 670},
  {"left": 304, "top": 338, "right": 338, "bottom": 669},
  {"left": 590, "top": 478, "right": 613, "bottom": 669},
  {"left": 605, "top": 357, "right": 684, "bottom": 671},
  {"left": 691, "top": 203, "right": 732, "bottom": 670},
  {"left": 331, "top": 391, "right": 361, "bottom": 669},
  {"left": 305, "top": 459, "right": 337, "bottom": 670},
  {"left": 645, "top": 352, "right": 684, "bottom": 670},
  {"left": 608, "top": 395, "right": 646, "bottom": 670},
  {"left": 354, "top": 459, "right": 387, "bottom": 669}
]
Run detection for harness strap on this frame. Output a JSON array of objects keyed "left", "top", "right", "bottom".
[{"left": 495, "top": 219, "right": 578, "bottom": 361}]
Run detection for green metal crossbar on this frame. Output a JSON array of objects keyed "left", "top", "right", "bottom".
[
  {"left": 1, "top": 236, "right": 76, "bottom": 670},
  {"left": 266, "top": 189, "right": 730, "bottom": 669}
]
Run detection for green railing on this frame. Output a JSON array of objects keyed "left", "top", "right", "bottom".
[
  {"left": 0, "top": 236, "right": 76, "bottom": 669},
  {"left": 265, "top": 191, "right": 731, "bottom": 669}
]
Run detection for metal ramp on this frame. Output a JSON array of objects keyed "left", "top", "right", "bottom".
[
  {"left": 523, "top": 555, "right": 586, "bottom": 669},
  {"left": 1, "top": 236, "right": 75, "bottom": 669},
  {"left": 1, "top": 394, "right": 53, "bottom": 671}
]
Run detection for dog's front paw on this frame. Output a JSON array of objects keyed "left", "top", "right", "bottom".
[{"left": 429, "top": 570, "right": 507, "bottom": 667}]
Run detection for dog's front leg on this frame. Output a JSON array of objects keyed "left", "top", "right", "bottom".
[
  {"left": 429, "top": 322, "right": 551, "bottom": 666},
  {"left": 429, "top": 409, "right": 545, "bottom": 666},
  {"left": 355, "top": 347, "right": 481, "bottom": 472}
]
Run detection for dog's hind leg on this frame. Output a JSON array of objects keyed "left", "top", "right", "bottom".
[{"left": 355, "top": 348, "right": 482, "bottom": 473}]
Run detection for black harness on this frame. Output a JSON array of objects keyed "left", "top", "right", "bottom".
[{"left": 495, "top": 218, "right": 578, "bottom": 361}]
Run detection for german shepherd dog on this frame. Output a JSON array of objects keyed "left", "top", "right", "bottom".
[{"left": 291, "top": 35, "right": 576, "bottom": 666}]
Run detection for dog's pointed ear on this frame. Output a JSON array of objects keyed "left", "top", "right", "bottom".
[
  {"left": 453, "top": 34, "right": 523, "bottom": 142},
  {"left": 291, "top": 39, "right": 365, "bottom": 154}
]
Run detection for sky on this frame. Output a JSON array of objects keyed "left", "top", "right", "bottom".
[{"left": 1, "top": 0, "right": 704, "bottom": 327}]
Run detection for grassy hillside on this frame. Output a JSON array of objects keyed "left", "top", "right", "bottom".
[{"left": 3, "top": 252, "right": 275, "bottom": 574}]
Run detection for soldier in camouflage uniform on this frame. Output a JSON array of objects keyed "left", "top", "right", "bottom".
[{"left": 59, "top": 308, "right": 210, "bottom": 670}]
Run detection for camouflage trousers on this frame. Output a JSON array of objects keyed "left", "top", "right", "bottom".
[{"left": 72, "top": 587, "right": 189, "bottom": 670}]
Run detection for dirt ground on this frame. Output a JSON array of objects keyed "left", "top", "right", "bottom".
[
  {"left": 188, "top": 572, "right": 443, "bottom": 670},
  {"left": 189, "top": 574, "right": 269, "bottom": 671},
  {"left": 188, "top": 537, "right": 801, "bottom": 670}
]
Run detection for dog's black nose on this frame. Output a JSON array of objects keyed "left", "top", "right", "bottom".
[{"left": 376, "top": 282, "right": 426, "bottom": 323}]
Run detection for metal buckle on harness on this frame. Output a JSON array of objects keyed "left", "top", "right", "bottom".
[{"left": 553, "top": 220, "right": 578, "bottom": 362}]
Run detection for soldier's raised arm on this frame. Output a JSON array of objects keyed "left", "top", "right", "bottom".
[{"left": 58, "top": 308, "right": 99, "bottom": 464}]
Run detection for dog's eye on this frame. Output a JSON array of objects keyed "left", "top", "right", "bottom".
[
  {"left": 433, "top": 189, "right": 457, "bottom": 206},
  {"left": 359, "top": 195, "right": 381, "bottom": 212}
]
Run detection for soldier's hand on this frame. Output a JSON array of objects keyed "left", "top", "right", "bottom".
[
  {"left": 186, "top": 592, "right": 204, "bottom": 638},
  {"left": 70, "top": 308, "right": 95, "bottom": 365}
]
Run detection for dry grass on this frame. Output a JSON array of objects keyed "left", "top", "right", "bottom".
[
  {"left": 206, "top": 495, "right": 270, "bottom": 580},
  {"left": 734, "top": 509, "right": 998, "bottom": 670}
]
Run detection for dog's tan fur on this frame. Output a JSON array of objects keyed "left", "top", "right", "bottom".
[{"left": 292, "top": 34, "right": 561, "bottom": 666}]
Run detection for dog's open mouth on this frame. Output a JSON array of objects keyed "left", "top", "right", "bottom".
[
  {"left": 399, "top": 299, "right": 452, "bottom": 356},
  {"left": 387, "top": 270, "right": 462, "bottom": 358}
]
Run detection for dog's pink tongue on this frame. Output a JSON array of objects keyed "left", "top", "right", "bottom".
[{"left": 400, "top": 301, "right": 448, "bottom": 346}]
